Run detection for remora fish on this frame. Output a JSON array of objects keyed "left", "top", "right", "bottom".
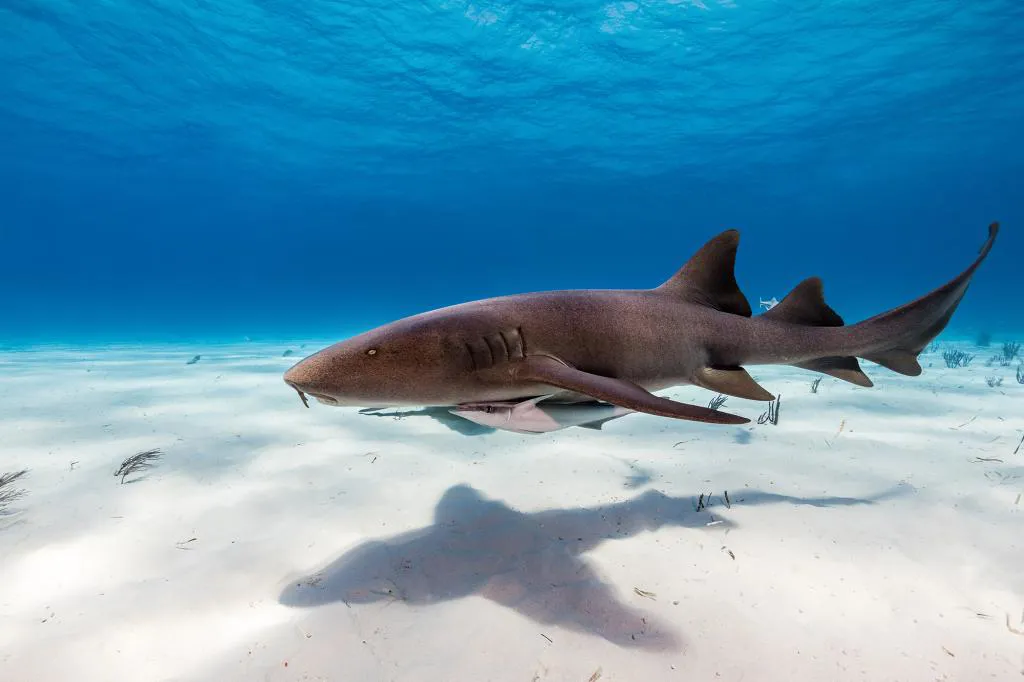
[
  {"left": 284, "top": 223, "right": 999, "bottom": 432},
  {"left": 449, "top": 397, "right": 635, "bottom": 433}
]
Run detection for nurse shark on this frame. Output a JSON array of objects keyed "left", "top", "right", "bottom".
[{"left": 284, "top": 223, "right": 999, "bottom": 433}]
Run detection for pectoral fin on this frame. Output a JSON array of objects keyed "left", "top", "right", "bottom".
[
  {"left": 692, "top": 366, "right": 774, "bottom": 401},
  {"left": 515, "top": 355, "right": 750, "bottom": 425}
]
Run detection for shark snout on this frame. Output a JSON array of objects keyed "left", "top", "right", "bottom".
[
  {"left": 282, "top": 362, "right": 307, "bottom": 388},
  {"left": 283, "top": 360, "right": 339, "bottom": 406}
]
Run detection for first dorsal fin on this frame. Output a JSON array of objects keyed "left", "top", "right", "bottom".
[
  {"left": 762, "top": 277, "right": 844, "bottom": 327},
  {"left": 655, "top": 229, "right": 752, "bottom": 317}
]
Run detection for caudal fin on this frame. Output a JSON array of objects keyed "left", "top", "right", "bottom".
[{"left": 852, "top": 222, "right": 999, "bottom": 375}]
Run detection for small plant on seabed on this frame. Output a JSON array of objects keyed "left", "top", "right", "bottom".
[
  {"left": 1017, "top": 365, "right": 1024, "bottom": 384},
  {"left": 707, "top": 394, "right": 728, "bottom": 410},
  {"left": 810, "top": 377, "right": 822, "bottom": 393},
  {"left": 0, "top": 470, "right": 29, "bottom": 512},
  {"left": 1003, "top": 341, "right": 1021, "bottom": 362},
  {"left": 986, "top": 376, "right": 1004, "bottom": 388},
  {"left": 943, "top": 349, "right": 975, "bottom": 368},
  {"left": 114, "top": 449, "right": 163, "bottom": 484},
  {"left": 757, "top": 395, "right": 782, "bottom": 425}
]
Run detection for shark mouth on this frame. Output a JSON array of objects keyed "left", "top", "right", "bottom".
[{"left": 288, "top": 383, "right": 339, "bottom": 408}]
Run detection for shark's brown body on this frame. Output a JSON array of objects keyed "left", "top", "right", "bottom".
[{"left": 284, "top": 224, "right": 999, "bottom": 430}]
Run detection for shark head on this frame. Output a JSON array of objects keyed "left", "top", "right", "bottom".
[{"left": 283, "top": 316, "right": 476, "bottom": 408}]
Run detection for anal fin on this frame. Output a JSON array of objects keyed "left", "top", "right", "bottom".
[
  {"left": 692, "top": 366, "right": 774, "bottom": 401},
  {"left": 862, "top": 350, "right": 922, "bottom": 376},
  {"left": 793, "top": 356, "right": 874, "bottom": 387}
]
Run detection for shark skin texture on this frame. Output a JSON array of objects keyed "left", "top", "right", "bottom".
[{"left": 284, "top": 223, "right": 999, "bottom": 433}]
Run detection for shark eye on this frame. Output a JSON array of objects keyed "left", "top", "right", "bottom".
[{"left": 366, "top": 349, "right": 377, "bottom": 356}]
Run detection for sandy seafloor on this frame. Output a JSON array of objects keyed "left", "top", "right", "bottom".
[{"left": 0, "top": 340, "right": 1021, "bottom": 682}]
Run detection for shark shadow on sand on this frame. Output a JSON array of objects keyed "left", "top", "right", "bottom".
[{"left": 279, "top": 483, "right": 907, "bottom": 651}]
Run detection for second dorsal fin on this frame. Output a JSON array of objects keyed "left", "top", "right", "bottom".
[
  {"left": 765, "top": 277, "right": 875, "bottom": 387},
  {"left": 763, "top": 277, "right": 844, "bottom": 327},
  {"left": 655, "top": 229, "right": 752, "bottom": 317}
]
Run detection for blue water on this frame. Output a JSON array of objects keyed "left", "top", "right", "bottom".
[{"left": 2, "top": 0, "right": 1022, "bottom": 343}]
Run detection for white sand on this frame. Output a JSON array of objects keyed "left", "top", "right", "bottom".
[{"left": 0, "top": 341, "right": 1021, "bottom": 681}]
